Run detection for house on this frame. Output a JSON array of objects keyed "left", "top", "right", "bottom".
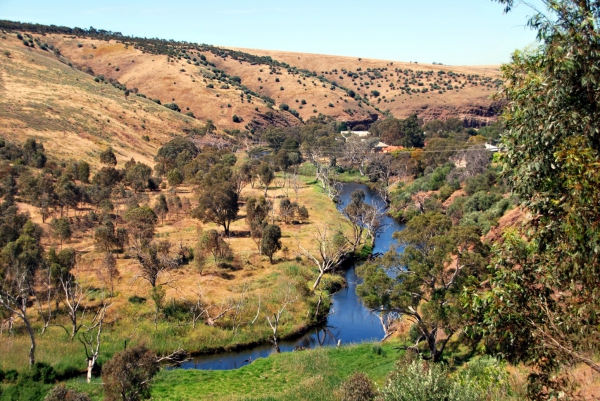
[
  {"left": 373, "top": 142, "right": 390, "bottom": 153},
  {"left": 341, "top": 131, "right": 370, "bottom": 137},
  {"left": 382, "top": 145, "right": 404, "bottom": 153}
]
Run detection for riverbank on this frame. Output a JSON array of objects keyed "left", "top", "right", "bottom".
[{"left": 63, "top": 342, "right": 402, "bottom": 401}]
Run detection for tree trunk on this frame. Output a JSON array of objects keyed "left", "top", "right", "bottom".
[
  {"left": 312, "top": 270, "right": 325, "bottom": 291},
  {"left": 24, "top": 317, "right": 36, "bottom": 367},
  {"left": 87, "top": 357, "right": 94, "bottom": 383}
]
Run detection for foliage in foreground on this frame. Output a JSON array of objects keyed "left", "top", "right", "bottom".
[{"left": 471, "top": 0, "right": 600, "bottom": 397}]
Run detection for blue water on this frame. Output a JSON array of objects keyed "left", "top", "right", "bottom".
[{"left": 177, "top": 183, "right": 404, "bottom": 370}]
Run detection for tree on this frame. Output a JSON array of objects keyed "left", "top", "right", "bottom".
[
  {"left": 198, "top": 230, "right": 233, "bottom": 263},
  {"left": 0, "top": 220, "right": 44, "bottom": 366},
  {"left": 261, "top": 224, "right": 282, "bottom": 264},
  {"left": 76, "top": 161, "right": 90, "bottom": 183},
  {"left": 257, "top": 162, "right": 274, "bottom": 197},
  {"left": 246, "top": 196, "right": 271, "bottom": 253},
  {"left": 357, "top": 213, "right": 486, "bottom": 361},
  {"left": 471, "top": 0, "right": 600, "bottom": 391},
  {"left": 166, "top": 168, "right": 183, "bottom": 188},
  {"left": 49, "top": 247, "right": 83, "bottom": 339},
  {"left": 153, "top": 194, "right": 168, "bottom": 224},
  {"left": 297, "top": 225, "right": 352, "bottom": 290},
  {"left": 193, "top": 183, "right": 239, "bottom": 235},
  {"left": 135, "top": 240, "right": 179, "bottom": 287},
  {"left": 51, "top": 217, "right": 71, "bottom": 247},
  {"left": 100, "top": 148, "right": 117, "bottom": 166},
  {"left": 125, "top": 161, "right": 152, "bottom": 193},
  {"left": 96, "top": 252, "right": 120, "bottom": 297},
  {"left": 124, "top": 207, "right": 157, "bottom": 249},
  {"left": 102, "top": 345, "right": 159, "bottom": 401},
  {"left": 79, "top": 298, "right": 111, "bottom": 383}
]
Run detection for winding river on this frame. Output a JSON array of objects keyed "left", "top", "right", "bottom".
[{"left": 177, "top": 183, "right": 404, "bottom": 370}]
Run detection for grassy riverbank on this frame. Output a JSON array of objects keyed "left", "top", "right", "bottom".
[{"left": 62, "top": 342, "right": 401, "bottom": 401}]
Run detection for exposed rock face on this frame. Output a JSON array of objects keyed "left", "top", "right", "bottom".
[
  {"left": 391, "top": 101, "right": 503, "bottom": 128},
  {"left": 249, "top": 110, "right": 302, "bottom": 131}
]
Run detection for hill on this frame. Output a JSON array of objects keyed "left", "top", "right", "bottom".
[
  {"left": 0, "top": 31, "right": 209, "bottom": 168},
  {"left": 0, "top": 21, "right": 503, "bottom": 164}
]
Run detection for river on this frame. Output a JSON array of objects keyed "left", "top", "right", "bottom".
[{"left": 176, "top": 183, "right": 404, "bottom": 370}]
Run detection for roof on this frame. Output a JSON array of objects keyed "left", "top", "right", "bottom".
[
  {"left": 382, "top": 145, "right": 404, "bottom": 153},
  {"left": 341, "top": 131, "right": 370, "bottom": 137}
]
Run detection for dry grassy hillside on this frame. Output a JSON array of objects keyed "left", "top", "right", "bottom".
[
  {"left": 0, "top": 27, "right": 503, "bottom": 172},
  {"left": 232, "top": 47, "right": 503, "bottom": 126},
  {"left": 0, "top": 33, "right": 209, "bottom": 169},
  {"left": 44, "top": 35, "right": 301, "bottom": 132}
]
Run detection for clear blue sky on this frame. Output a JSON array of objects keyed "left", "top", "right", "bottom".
[{"left": 0, "top": 0, "right": 545, "bottom": 65}]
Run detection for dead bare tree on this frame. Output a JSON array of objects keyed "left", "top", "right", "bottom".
[
  {"left": 59, "top": 273, "right": 89, "bottom": 340},
  {"left": 265, "top": 285, "right": 297, "bottom": 353},
  {"left": 316, "top": 166, "right": 341, "bottom": 201},
  {"left": 79, "top": 298, "right": 112, "bottom": 383},
  {"left": 297, "top": 225, "right": 352, "bottom": 290},
  {"left": 35, "top": 262, "right": 56, "bottom": 335}
]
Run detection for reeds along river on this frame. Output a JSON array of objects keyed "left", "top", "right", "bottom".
[{"left": 176, "top": 183, "right": 405, "bottom": 370}]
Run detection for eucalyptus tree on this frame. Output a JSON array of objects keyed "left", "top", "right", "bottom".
[
  {"left": 357, "top": 213, "right": 487, "bottom": 361},
  {"left": 472, "top": 0, "right": 600, "bottom": 389}
]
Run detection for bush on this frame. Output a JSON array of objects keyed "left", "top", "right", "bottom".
[
  {"left": 102, "top": 345, "right": 159, "bottom": 401},
  {"left": 232, "top": 114, "right": 241, "bottom": 123},
  {"left": 24, "top": 362, "right": 57, "bottom": 384},
  {"left": 128, "top": 295, "right": 147, "bottom": 304},
  {"left": 163, "top": 299, "right": 193, "bottom": 322},
  {"left": 463, "top": 191, "right": 501, "bottom": 213},
  {"left": 4, "top": 369, "right": 19, "bottom": 383},
  {"left": 377, "top": 358, "right": 481, "bottom": 401},
  {"left": 163, "top": 103, "right": 181, "bottom": 112},
  {"left": 438, "top": 185, "right": 455, "bottom": 202},
  {"left": 280, "top": 103, "right": 289, "bottom": 111},
  {"left": 45, "top": 384, "right": 91, "bottom": 401},
  {"left": 337, "top": 372, "right": 377, "bottom": 401}
]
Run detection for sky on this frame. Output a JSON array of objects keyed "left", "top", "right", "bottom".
[{"left": 0, "top": 0, "right": 546, "bottom": 65}]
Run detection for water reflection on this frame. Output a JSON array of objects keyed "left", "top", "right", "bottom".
[{"left": 177, "top": 183, "right": 404, "bottom": 370}]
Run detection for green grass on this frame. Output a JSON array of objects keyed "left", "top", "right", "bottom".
[{"left": 149, "top": 342, "right": 400, "bottom": 401}]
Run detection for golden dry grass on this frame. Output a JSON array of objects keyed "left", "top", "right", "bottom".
[{"left": 0, "top": 34, "right": 206, "bottom": 170}]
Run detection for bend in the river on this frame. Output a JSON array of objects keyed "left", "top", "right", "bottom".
[{"left": 177, "top": 183, "right": 405, "bottom": 370}]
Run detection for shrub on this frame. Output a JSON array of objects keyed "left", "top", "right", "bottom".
[
  {"left": 463, "top": 191, "right": 501, "bottom": 213},
  {"left": 3, "top": 50, "right": 10, "bottom": 58},
  {"left": 280, "top": 103, "right": 289, "bottom": 111},
  {"left": 377, "top": 358, "right": 480, "bottom": 401},
  {"left": 128, "top": 295, "right": 147, "bottom": 304},
  {"left": 232, "top": 114, "right": 241, "bottom": 123},
  {"left": 185, "top": 111, "right": 195, "bottom": 118},
  {"left": 45, "top": 384, "right": 91, "bottom": 401},
  {"left": 22, "top": 362, "right": 56, "bottom": 384},
  {"left": 163, "top": 103, "right": 181, "bottom": 112},
  {"left": 337, "top": 372, "right": 377, "bottom": 401},
  {"left": 206, "top": 83, "right": 214, "bottom": 88},
  {"left": 4, "top": 369, "right": 19, "bottom": 383},
  {"left": 102, "top": 345, "right": 159, "bottom": 401}
]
